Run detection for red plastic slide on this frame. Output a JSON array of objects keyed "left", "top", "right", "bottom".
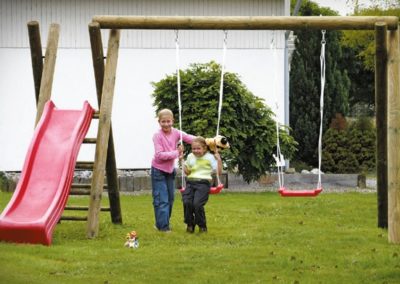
[{"left": 0, "top": 101, "right": 94, "bottom": 245}]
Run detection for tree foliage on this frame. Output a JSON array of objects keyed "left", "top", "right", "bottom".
[
  {"left": 152, "top": 61, "right": 297, "bottom": 183},
  {"left": 322, "top": 116, "right": 376, "bottom": 173},
  {"left": 341, "top": 7, "right": 400, "bottom": 71},
  {"left": 340, "top": 6, "right": 400, "bottom": 115},
  {"left": 289, "top": 0, "right": 350, "bottom": 166}
]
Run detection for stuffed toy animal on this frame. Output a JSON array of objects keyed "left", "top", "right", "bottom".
[
  {"left": 205, "top": 135, "right": 230, "bottom": 153},
  {"left": 124, "top": 231, "right": 139, "bottom": 249}
]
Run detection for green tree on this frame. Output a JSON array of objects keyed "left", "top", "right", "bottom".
[
  {"left": 341, "top": 6, "right": 400, "bottom": 114},
  {"left": 322, "top": 116, "right": 376, "bottom": 173},
  {"left": 152, "top": 62, "right": 297, "bottom": 183},
  {"left": 290, "top": 0, "right": 350, "bottom": 166},
  {"left": 341, "top": 7, "right": 400, "bottom": 71}
]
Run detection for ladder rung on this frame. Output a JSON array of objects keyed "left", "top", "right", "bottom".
[
  {"left": 65, "top": 206, "right": 90, "bottom": 211},
  {"left": 75, "top": 161, "right": 94, "bottom": 170},
  {"left": 64, "top": 206, "right": 111, "bottom": 212},
  {"left": 83, "top": 138, "right": 97, "bottom": 144},
  {"left": 93, "top": 111, "right": 100, "bottom": 119},
  {"left": 60, "top": 216, "right": 88, "bottom": 221},
  {"left": 71, "top": 183, "right": 109, "bottom": 190},
  {"left": 70, "top": 188, "right": 91, "bottom": 195},
  {"left": 72, "top": 183, "right": 91, "bottom": 189}
]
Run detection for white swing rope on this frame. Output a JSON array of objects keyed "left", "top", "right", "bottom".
[
  {"left": 273, "top": 30, "right": 326, "bottom": 190},
  {"left": 175, "top": 30, "right": 185, "bottom": 189},
  {"left": 215, "top": 30, "right": 228, "bottom": 186},
  {"left": 271, "top": 33, "right": 285, "bottom": 189},
  {"left": 317, "top": 30, "right": 326, "bottom": 190},
  {"left": 216, "top": 30, "right": 228, "bottom": 137}
]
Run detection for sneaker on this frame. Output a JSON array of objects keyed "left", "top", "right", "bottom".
[
  {"left": 155, "top": 225, "right": 171, "bottom": 233},
  {"left": 186, "top": 225, "right": 194, "bottom": 233},
  {"left": 199, "top": 227, "right": 207, "bottom": 233}
]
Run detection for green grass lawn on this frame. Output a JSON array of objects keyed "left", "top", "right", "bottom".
[{"left": 1, "top": 191, "right": 399, "bottom": 284}]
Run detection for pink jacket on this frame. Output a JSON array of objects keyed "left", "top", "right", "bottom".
[{"left": 151, "top": 127, "right": 195, "bottom": 173}]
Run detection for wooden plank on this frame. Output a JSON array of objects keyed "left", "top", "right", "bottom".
[
  {"left": 388, "top": 27, "right": 400, "bottom": 244},
  {"left": 71, "top": 183, "right": 108, "bottom": 189},
  {"left": 83, "top": 138, "right": 97, "bottom": 144},
  {"left": 89, "top": 22, "right": 122, "bottom": 225},
  {"left": 34, "top": 23, "right": 59, "bottom": 126},
  {"left": 92, "top": 15, "right": 399, "bottom": 31},
  {"left": 375, "top": 23, "right": 388, "bottom": 229},
  {"left": 65, "top": 206, "right": 110, "bottom": 211},
  {"left": 60, "top": 216, "right": 88, "bottom": 221},
  {"left": 75, "top": 161, "right": 94, "bottom": 170},
  {"left": 27, "top": 21, "right": 43, "bottom": 104},
  {"left": 69, "top": 188, "right": 91, "bottom": 195},
  {"left": 87, "top": 29, "right": 120, "bottom": 238}
]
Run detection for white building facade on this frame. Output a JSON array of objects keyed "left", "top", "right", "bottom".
[{"left": 0, "top": 0, "right": 289, "bottom": 170}]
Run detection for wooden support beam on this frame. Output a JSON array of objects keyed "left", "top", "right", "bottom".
[
  {"left": 87, "top": 29, "right": 120, "bottom": 238},
  {"left": 27, "top": 21, "right": 43, "bottom": 104},
  {"left": 89, "top": 22, "right": 123, "bottom": 225},
  {"left": 92, "top": 15, "right": 399, "bottom": 31},
  {"left": 388, "top": 27, "right": 400, "bottom": 244},
  {"left": 34, "top": 23, "right": 59, "bottom": 126},
  {"left": 375, "top": 23, "right": 388, "bottom": 229}
]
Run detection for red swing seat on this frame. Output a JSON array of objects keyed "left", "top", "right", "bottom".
[
  {"left": 278, "top": 187, "right": 322, "bottom": 197},
  {"left": 179, "top": 184, "right": 224, "bottom": 195}
]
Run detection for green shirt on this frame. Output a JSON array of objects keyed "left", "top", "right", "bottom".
[{"left": 185, "top": 152, "right": 217, "bottom": 180}]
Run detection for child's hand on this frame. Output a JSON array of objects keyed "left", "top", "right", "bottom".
[{"left": 177, "top": 143, "right": 184, "bottom": 159}]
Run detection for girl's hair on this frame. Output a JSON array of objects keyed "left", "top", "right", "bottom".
[
  {"left": 192, "top": 136, "right": 207, "bottom": 149},
  {"left": 157, "top": 108, "right": 174, "bottom": 120}
]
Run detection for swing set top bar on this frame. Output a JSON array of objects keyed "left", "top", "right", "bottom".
[{"left": 92, "top": 15, "right": 399, "bottom": 31}]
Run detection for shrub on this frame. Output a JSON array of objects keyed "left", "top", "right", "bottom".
[
  {"left": 151, "top": 61, "right": 297, "bottom": 182},
  {"left": 322, "top": 116, "right": 375, "bottom": 173},
  {"left": 347, "top": 117, "right": 375, "bottom": 172},
  {"left": 0, "top": 172, "right": 8, "bottom": 192}
]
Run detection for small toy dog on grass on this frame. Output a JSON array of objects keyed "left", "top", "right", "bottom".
[{"left": 124, "top": 231, "right": 139, "bottom": 249}]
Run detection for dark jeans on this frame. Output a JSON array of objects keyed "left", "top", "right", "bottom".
[
  {"left": 182, "top": 179, "right": 210, "bottom": 228},
  {"left": 151, "top": 167, "right": 176, "bottom": 231}
]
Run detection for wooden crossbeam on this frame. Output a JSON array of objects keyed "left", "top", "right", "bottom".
[{"left": 92, "top": 15, "right": 399, "bottom": 30}]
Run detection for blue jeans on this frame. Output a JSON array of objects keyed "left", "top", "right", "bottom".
[{"left": 151, "top": 167, "right": 176, "bottom": 231}]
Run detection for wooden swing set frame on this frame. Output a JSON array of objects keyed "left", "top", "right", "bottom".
[{"left": 30, "top": 15, "right": 400, "bottom": 244}]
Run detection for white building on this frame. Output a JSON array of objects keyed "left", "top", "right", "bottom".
[{"left": 0, "top": 0, "right": 289, "bottom": 171}]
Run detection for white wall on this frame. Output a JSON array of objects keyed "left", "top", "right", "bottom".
[
  {"left": 0, "top": 0, "right": 287, "bottom": 48},
  {"left": 0, "top": 47, "right": 284, "bottom": 171},
  {"left": 0, "top": 0, "right": 288, "bottom": 171}
]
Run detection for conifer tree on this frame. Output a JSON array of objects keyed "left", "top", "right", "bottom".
[{"left": 289, "top": 0, "right": 350, "bottom": 166}]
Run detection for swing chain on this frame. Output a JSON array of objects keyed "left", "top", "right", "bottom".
[{"left": 321, "top": 30, "right": 326, "bottom": 45}]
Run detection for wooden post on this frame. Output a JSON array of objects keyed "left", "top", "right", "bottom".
[
  {"left": 375, "top": 23, "right": 388, "bottom": 229},
  {"left": 92, "top": 15, "right": 399, "bottom": 30},
  {"left": 89, "top": 22, "right": 122, "bottom": 224},
  {"left": 87, "top": 29, "right": 120, "bottom": 238},
  {"left": 388, "top": 27, "right": 400, "bottom": 243},
  {"left": 34, "top": 23, "right": 59, "bottom": 126},
  {"left": 27, "top": 21, "right": 43, "bottom": 104}
]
